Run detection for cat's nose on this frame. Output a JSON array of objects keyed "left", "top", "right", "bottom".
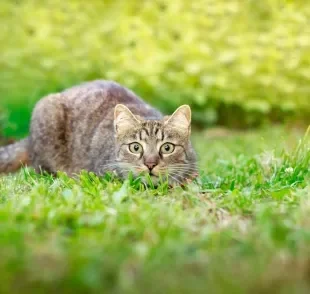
[
  {"left": 145, "top": 162, "right": 157, "bottom": 171},
  {"left": 144, "top": 157, "right": 158, "bottom": 171}
]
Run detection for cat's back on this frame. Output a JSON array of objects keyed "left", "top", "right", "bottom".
[
  {"left": 62, "top": 80, "right": 143, "bottom": 106},
  {"left": 40, "top": 80, "right": 161, "bottom": 120},
  {"left": 63, "top": 80, "right": 155, "bottom": 113},
  {"left": 32, "top": 80, "right": 162, "bottom": 133}
]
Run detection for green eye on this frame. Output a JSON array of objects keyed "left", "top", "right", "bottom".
[
  {"left": 129, "top": 142, "right": 143, "bottom": 154},
  {"left": 160, "top": 143, "right": 175, "bottom": 154}
]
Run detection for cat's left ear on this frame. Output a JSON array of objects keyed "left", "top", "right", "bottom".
[
  {"left": 165, "top": 105, "right": 191, "bottom": 133},
  {"left": 114, "top": 104, "right": 140, "bottom": 135}
]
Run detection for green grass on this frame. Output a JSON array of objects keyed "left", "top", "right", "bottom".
[{"left": 0, "top": 126, "right": 309, "bottom": 293}]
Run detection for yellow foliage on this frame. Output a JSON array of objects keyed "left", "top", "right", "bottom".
[{"left": 1, "top": 0, "right": 309, "bottom": 127}]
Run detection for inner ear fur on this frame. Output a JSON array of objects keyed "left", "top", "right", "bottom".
[
  {"left": 165, "top": 105, "right": 191, "bottom": 132},
  {"left": 114, "top": 104, "right": 140, "bottom": 134}
]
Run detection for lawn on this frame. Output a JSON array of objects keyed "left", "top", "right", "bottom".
[{"left": 0, "top": 125, "right": 309, "bottom": 293}]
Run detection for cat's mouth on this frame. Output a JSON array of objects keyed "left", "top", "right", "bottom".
[
  {"left": 141, "top": 170, "right": 161, "bottom": 179},
  {"left": 139, "top": 167, "right": 160, "bottom": 177}
]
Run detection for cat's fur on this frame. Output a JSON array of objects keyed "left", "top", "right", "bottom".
[{"left": 0, "top": 80, "right": 197, "bottom": 185}]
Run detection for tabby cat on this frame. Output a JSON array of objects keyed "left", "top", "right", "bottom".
[{"left": 0, "top": 80, "right": 197, "bottom": 185}]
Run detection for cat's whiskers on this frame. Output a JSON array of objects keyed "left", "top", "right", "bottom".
[
  {"left": 168, "top": 163, "right": 198, "bottom": 168},
  {"left": 170, "top": 166, "right": 198, "bottom": 172},
  {"left": 152, "top": 166, "right": 194, "bottom": 185},
  {"left": 171, "top": 168, "right": 199, "bottom": 177},
  {"left": 167, "top": 168, "right": 199, "bottom": 182},
  {"left": 169, "top": 162, "right": 204, "bottom": 168},
  {"left": 156, "top": 165, "right": 197, "bottom": 179},
  {"left": 168, "top": 173, "right": 191, "bottom": 185},
  {"left": 167, "top": 173, "right": 183, "bottom": 186},
  {"left": 167, "top": 167, "right": 198, "bottom": 174}
]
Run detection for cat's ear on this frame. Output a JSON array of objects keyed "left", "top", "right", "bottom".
[
  {"left": 114, "top": 104, "right": 140, "bottom": 134},
  {"left": 165, "top": 105, "right": 191, "bottom": 133}
]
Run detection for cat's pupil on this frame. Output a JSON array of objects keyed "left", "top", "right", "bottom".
[
  {"left": 134, "top": 144, "right": 139, "bottom": 151},
  {"left": 165, "top": 145, "right": 170, "bottom": 151}
]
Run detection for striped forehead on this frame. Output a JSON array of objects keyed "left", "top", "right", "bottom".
[{"left": 136, "top": 121, "right": 164, "bottom": 142}]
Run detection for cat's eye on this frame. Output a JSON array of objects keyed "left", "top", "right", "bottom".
[
  {"left": 160, "top": 143, "right": 175, "bottom": 154},
  {"left": 129, "top": 142, "right": 143, "bottom": 154}
]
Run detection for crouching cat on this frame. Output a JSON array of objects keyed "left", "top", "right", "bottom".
[{"left": 0, "top": 80, "right": 198, "bottom": 185}]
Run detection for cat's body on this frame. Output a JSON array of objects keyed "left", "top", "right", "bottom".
[{"left": 0, "top": 80, "right": 197, "bottom": 185}]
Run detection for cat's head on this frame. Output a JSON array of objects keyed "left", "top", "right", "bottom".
[{"left": 113, "top": 104, "right": 198, "bottom": 186}]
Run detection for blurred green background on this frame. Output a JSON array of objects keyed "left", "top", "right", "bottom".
[{"left": 1, "top": 0, "right": 309, "bottom": 138}]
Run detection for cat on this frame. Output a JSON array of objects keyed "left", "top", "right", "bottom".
[{"left": 0, "top": 80, "right": 198, "bottom": 185}]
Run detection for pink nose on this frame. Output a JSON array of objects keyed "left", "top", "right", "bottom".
[
  {"left": 145, "top": 162, "right": 157, "bottom": 171},
  {"left": 144, "top": 156, "right": 159, "bottom": 171}
]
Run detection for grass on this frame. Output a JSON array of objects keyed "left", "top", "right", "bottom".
[{"left": 0, "top": 125, "right": 309, "bottom": 293}]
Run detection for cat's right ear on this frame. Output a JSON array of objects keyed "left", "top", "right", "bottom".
[
  {"left": 165, "top": 105, "right": 191, "bottom": 134},
  {"left": 114, "top": 104, "right": 140, "bottom": 135}
]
